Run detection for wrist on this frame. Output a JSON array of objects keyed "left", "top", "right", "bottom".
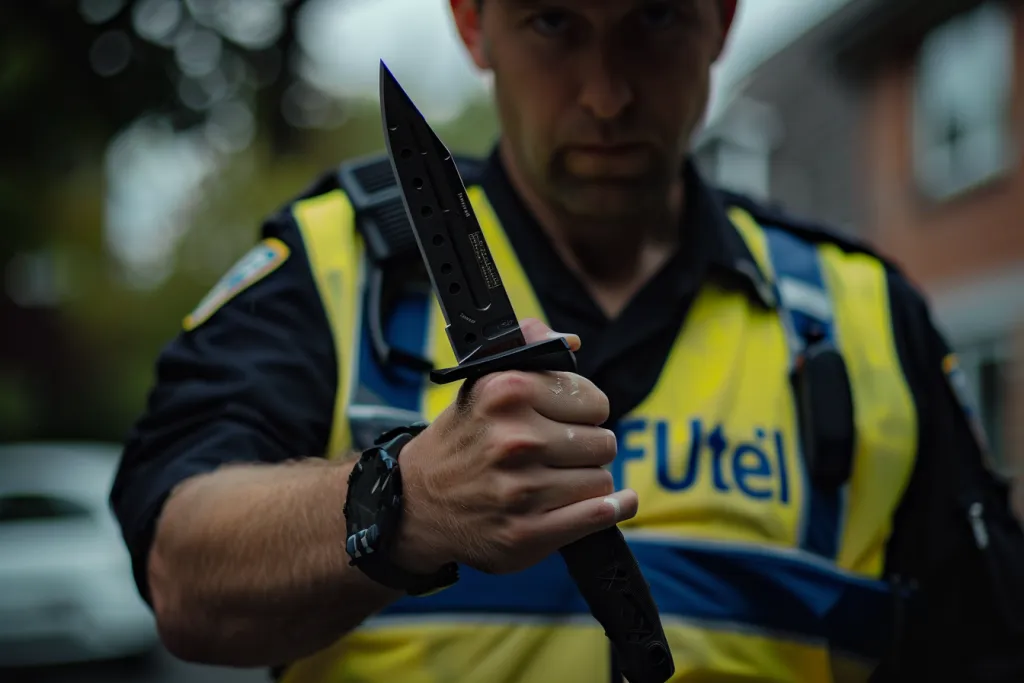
[
  {"left": 390, "top": 434, "right": 452, "bottom": 574},
  {"left": 343, "top": 426, "right": 458, "bottom": 595}
]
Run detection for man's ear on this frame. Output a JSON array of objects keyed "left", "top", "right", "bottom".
[{"left": 451, "top": 0, "right": 490, "bottom": 69}]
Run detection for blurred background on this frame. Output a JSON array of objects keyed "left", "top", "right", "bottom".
[{"left": 1, "top": 0, "right": 1021, "bottom": 681}]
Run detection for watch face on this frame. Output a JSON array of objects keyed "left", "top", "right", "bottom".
[{"left": 346, "top": 440, "right": 404, "bottom": 560}]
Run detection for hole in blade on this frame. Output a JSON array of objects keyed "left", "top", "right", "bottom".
[
  {"left": 449, "top": 283, "right": 461, "bottom": 295},
  {"left": 432, "top": 234, "right": 444, "bottom": 246},
  {"left": 389, "top": 125, "right": 398, "bottom": 132},
  {"left": 421, "top": 206, "right": 433, "bottom": 218},
  {"left": 401, "top": 148, "right": 412, "bottom": 159},
  {"left": 441, "top": 263, "right": 452, "bottom": 275},
  {"left": 413, "top": 177, "right": 423, "bottom": 189}
]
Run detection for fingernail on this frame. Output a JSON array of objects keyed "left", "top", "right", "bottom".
[
  {"left": 547, "top": 331, "right": 581, "bottom": 346},
  {"left": 602, "top": 492, "right": 626, "bottom": 522}
]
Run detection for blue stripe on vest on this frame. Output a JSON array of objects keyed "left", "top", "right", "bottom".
[
  {"left": 381, "top": 538, "right": 893, "bottom": 661},
  {"left": 357, "top": 292, "right": 432, "bottom": 412},
  {"left": 762, "top": 227, "right": 843, "bottom": 561}
]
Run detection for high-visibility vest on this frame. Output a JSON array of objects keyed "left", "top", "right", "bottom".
[{"left": 279, "top": 162, "right": 918, "bottom": 683}]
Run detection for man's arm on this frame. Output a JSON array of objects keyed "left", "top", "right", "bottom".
[
  {"left": 147, "top": 455, "right": 402, "bottom": 667},
  {"left": 114, "top": 191, "right": 639, "bottom": 670},
  {"left": 883, "top": 270, "right": 1024, "bottom": 681},
  {"left": 110, "top": 206, "right": 400, "bottom": 667}
]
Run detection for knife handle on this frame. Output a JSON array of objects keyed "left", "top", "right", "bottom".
[
  {"left": 561, "top": 527, "right": 674, "bottom": 683},
  {"left": 429, "top": 337, "right": 675, "bottom": 683}
]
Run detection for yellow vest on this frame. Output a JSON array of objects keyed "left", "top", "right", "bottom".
[{"left": 281, "top": 182, "right": 919, "bottom": 683}]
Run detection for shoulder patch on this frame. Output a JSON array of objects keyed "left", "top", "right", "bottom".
[
  {"left": 942, "top": 352, "right": 998, "bottom": 471},
  {"left": 183, "top": 237, "right": 290, "bottom": 332}
]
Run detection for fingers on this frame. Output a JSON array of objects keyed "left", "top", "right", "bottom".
[
  {"left": 535, "top": 466, "right": 616, "bottom": 512},
  {"left": 519, "top": 318, "right": 581, "bottom": 352},
  {"left": 523, "top": 420, "right": 617, "bottom": 469},
  {"left": 473, "top": 369, "right": 609, "bottom": 426},
  {"left": 457, "top": 319, "right": 601, "bottom": 425},
  {"left": 534, "top": 489, "right": 639, "bottom": 550},
  {"left": 531, "top": 372, "right": 609, "bottom": 425},
  {"left": 494, "top": 464, "right": 616, "bottom": 514}
]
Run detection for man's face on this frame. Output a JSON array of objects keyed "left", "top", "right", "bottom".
[{"left": 457, "top": 0, "right": 726, "bottom": 221}]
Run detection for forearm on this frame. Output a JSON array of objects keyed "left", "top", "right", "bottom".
[{"left": 147, "top": 456, "right": 401, "bottom": 667}]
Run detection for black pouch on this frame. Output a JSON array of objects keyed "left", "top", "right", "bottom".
[{"left": 791, "top": 338, "right": 856, "bottom": 492}]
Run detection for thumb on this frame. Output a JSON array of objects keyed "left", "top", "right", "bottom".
[{"left": 518, "top": 317, "right": 581, "bottom": 352}]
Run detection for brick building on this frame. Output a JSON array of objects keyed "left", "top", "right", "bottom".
[{"left": 698, "top": 0, "right": 1024, "bottom": 474}]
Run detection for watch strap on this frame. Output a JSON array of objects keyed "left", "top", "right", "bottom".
[{"left": 344, "top": 423, "right": 459, "bottom": 597}]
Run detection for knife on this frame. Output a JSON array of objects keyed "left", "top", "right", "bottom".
[{"left": 378, "top": 61, "right": 675, "bottom": 683}]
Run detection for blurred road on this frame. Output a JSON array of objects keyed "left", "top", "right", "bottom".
[{"left": 2, "top": 647, "right": 268, "bottom": 683}]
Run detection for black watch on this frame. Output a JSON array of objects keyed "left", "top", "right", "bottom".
[{"left": 343, "top": 422, "right": 459, "bottom": 596}]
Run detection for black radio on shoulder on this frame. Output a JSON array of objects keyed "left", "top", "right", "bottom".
[
  {"left": 343, "top": 423, "right": 460, "bottom": 597},
  {"left": 791, "top": 335, "right": 856, "bottom": 491}
]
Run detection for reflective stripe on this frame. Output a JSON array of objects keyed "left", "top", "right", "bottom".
[
  {"left": 763, "top": 227, "right": 835, "bottom": 369},
  {"left": 379, "top": 536, "right": 893, "bottom": 662},
  {"left": 730, "top": 208, "right": 918, "bottom": 577},
  {"left": 292, "top": 190, "right": 362, "bottom": 458},
  {"left": 762, "top": 227, "right": 845, "bottom": 560}
]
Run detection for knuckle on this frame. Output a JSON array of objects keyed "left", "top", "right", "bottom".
[
  {"left": 495, "top": 518, "right": 531, "bottom": 557},
  {"left": 497, "top": 429, "right": 545, "bottom": 461},
  {"left": 590, "top": 388, "right": 611, "bottom": 424},
  {"left": 595, "top": 468, "right": 615, "bottom": 496},
  {"left": 588, "top": 498, "right": 617, "bottom": 529},
  {"left": 593, "top": 428, "right": 618, "bottom": 466},
  {"left": 477, "top": 371, "right": 535, "bottom": 413},
  {"left": 570, "top": 375, "right": 609, "bottom": 422},
  {"left": 494, "top": 473, "right": 539, "bottom": 512}
]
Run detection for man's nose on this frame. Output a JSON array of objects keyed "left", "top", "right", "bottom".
[{"left": 577, "top": 54, "right": 634, "bottom": 121}]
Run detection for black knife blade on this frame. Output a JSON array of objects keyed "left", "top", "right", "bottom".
[
  {"left": 379, "top": 63, "right": 524, "bottom": 368},
  {"left": 379, "top": 61, "right": 675, "bottom": 683}
]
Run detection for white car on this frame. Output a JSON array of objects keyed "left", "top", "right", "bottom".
[{"left": 0, "top": 441, "right": 160, "bottom": 668}]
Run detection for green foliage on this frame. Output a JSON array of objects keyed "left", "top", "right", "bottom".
[
  {"left": 23, "top": 95, "right": 498, "bottom": 442},
  {"left": 0, "top": 1, "right": 502, "bottom": 443}
]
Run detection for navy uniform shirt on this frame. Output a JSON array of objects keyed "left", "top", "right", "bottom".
[{"left": 110, "top": 147, "right": 1023, "bottom": 681}]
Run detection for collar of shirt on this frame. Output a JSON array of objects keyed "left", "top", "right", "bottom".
[{"left": 475, "top": 145, "right": 776, "bottom": 326}]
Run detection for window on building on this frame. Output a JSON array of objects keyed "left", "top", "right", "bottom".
[{"left": 912, "top": 1, "right": 1015, "bottom": 201}]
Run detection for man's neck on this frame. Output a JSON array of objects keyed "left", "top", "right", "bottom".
[{"left": 498, "top": 141, "right": 683, "bottom": 319}]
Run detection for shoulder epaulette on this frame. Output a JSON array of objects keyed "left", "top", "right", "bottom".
[{"left": 718, "top": 188, "right": 906, "bottom": 275}]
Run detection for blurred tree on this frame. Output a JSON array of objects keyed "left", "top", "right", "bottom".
[
  {"left": 0, "top": 0, "right": 499, "bottom": 443},
  {"left": 0, "top": 0, "right": 319, "bottom": 161}
]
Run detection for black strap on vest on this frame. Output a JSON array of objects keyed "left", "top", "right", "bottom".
[
  {"left": 337, "top": 154, "right": 433, "bottom": 373},
  {"left": 335, "top": 153, "right": 487, "bottom": 375},
  {"left": 762, "top": 227, "right": 856, "bottom": 498}
]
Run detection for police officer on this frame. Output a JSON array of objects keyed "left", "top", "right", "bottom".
[{"left": 111, "top": 1, "right": 1024, "bottom": 682}]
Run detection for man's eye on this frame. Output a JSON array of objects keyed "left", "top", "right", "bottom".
[
  {"left": 639, "top": 1, "right": 681, "bottom": 30},
  {"left": 530, "top": 11, "right": 570, "bottom": 36}
]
